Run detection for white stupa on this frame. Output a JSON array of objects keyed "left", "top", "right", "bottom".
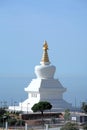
[{"left": 9, "top": 41, "right": 72, "bottom": 112}]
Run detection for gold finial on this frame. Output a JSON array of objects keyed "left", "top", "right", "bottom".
[
  {"left": 43, "top": 41, "right": 48, "bottom": 50},
  {"left": 40, "top": 40, "right": 50, "bottom": 65}
]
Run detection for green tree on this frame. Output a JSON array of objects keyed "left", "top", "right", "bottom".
[
  {"left": 83, "top": 124, "right": 87, "bottom": 130},
  {"left": 60, "top": 122, "right": 79, "bottom": 130},
  {"left": 81, "top": 102, "right": 87, "bottom": 113},
  {"left": 64, "top": 109, "right": 70, "bottom": 121},
  {"left": 0, "top": 108, "right": 6, "bottom": 115},
  {"left": 0, "top": 108, "right": 10, "bottom": 127},
  {"left": 31, "top": 101, "right": 52, "bottom": 122}
]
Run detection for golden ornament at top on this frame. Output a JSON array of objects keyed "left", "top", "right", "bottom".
[
  {"left": 43, "top": 41, "right": 48, "bottom": 50},
  {"left": 40, "top": 40, "right": 50, "bottom": 65}
]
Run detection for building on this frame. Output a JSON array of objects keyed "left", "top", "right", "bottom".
[
  {"left": 9, "top": 41, "right": 72, "bottom": 112},
  {"left": 71, "top": 112, "right": 87, "bottom": 123}
]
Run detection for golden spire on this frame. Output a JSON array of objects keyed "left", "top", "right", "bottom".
[{"left": 40, "top": 40, "right": 50, "bottom": 65}]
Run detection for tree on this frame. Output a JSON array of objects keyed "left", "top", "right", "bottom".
[
  {"left": 60, "top": 122, "right": 79, "bottom": 130},
  {"left": 81, "top": 102, "right": 87, "bottom": 113},
  {"left": 83, "top": 124, "right": 87, "bottom": 130},
  {"left": 64, "top": 109, "right": 70, "bottom": 121},
  {"left": 31, "top": 101, "right": 52, "bottom": 122},
  {"left": 0, "top": 108, "right": 6, "bottom": 115}
]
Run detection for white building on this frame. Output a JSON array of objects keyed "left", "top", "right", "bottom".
[{"left": 9, "top": 41, "right": 72, "bottom": 112}]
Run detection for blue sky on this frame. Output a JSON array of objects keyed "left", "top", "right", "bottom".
[{"left": 0, "top": 0, "right": 87, "bottom": 106}]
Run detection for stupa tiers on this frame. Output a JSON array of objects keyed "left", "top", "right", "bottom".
[{"left": 9, "top": 41, "right": 72, "bottom": 112}]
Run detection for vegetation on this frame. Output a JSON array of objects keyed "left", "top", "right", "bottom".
[
  {"left": 31, "top": 101, "right": 52, "bottom": 122},
  {"left": 64, "top": 109, "right": 70, "bottom": 121},
  {"left": 0, "top": 108, "right": 25, "bottom": 127},
  {"left": 60, "top": 122, "right": 79, "bottom": 130},
  {"left": 0, "top": 108, "right": 6, "bottom": 115},
  {"left": 83, "top": 124, "right": 87, "bottom": 130},
  {"left": 81, "top": 102, "right": 87, "bottom": 113}
]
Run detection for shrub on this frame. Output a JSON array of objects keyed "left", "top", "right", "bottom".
[
  {"left": 83, "top": 124, "right": 87, "bottom": 130},
  {"left": 60, "top": 122, "right": 79, "bottom": 130},
  {"left": 15, "top": 120, "right": 25, "bottom": 126},
  {"left": 8, "top": 118, "right": 17, "bottom": 126},
  {"left": 8, "top": 118, "right": 25, "bottom": 126}
]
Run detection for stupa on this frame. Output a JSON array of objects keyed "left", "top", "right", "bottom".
[{"left": 9, "top": 41, "right": 72, "bottom": 112}]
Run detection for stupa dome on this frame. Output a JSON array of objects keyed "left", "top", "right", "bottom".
[
  {"left": 35, "top": 65, "right": 56, "bottom": 79},
  {"left": 35, "top": 41, "right": 56, "bottom": 79}
]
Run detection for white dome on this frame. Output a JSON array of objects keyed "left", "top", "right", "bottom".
[{"left": 35, "top": 65, "right": 56, "bottom": 79}]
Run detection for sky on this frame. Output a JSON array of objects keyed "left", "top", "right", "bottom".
[{"left": 0, "top": 0, "right": 87, "bottom": 107}]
